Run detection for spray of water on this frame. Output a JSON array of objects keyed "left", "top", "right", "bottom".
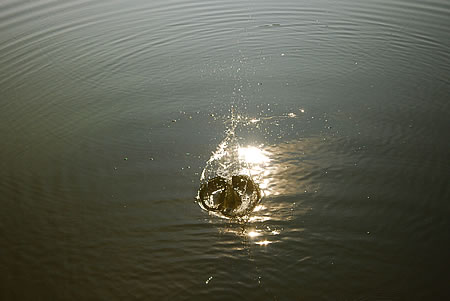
[{"left": 197, "top": 108, "right": 263, "bottom": 218}]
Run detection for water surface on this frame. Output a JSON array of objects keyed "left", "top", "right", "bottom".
[{"left": 1, "top": 0, "right": 449, "bottom": 300}]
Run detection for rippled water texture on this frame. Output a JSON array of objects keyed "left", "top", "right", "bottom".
[{"left": 1, "top": 0, "right": 449, "bottom": 300}]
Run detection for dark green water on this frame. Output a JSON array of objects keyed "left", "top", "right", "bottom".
[{"left": 1, "top": 0, "right": 449, "bottom": 300}]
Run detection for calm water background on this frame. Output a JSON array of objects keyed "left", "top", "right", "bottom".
[{"left": 1, "top": 0, "right": 449, "bottom": 300}]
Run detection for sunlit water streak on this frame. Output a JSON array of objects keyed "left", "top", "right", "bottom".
[{"left": 196, "top": 108, "right": 323, "bottom": 247}]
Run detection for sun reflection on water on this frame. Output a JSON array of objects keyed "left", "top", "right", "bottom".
[
  {"left": 236, "top": 145, "right": 274, "bottom": 198},
  {"left": 246, "top": 228, "right": 279, "bottom": 246},
  {"left": 247, "top": 231, "right": 262, "bottom": 238},
  {"left": 255, "top": 240, "right": 272, "bottom": 246},
  {"left": 238, "top": 146, "right": 269, "bottom": 165},
  {"left": 199, "top": 117, "right": 323, "bottom": 246},
  {"left": 217, "top": 225, "right": 282, "bottom": 246}
]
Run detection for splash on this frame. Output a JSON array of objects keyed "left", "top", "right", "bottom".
[
  {"left": 196, "top": 113, "right": 268, "bottom": 218},
  {"left": 197, "top": 174, "right": 261, "bottom": 217}
]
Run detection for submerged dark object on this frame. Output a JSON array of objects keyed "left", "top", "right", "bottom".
[{"left": 197, "top": 175, "right": 261, "bottom": 217}]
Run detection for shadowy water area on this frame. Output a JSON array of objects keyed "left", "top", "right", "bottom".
[{"left": 1, "top": 0, "right": 449, "bottom": 300}]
